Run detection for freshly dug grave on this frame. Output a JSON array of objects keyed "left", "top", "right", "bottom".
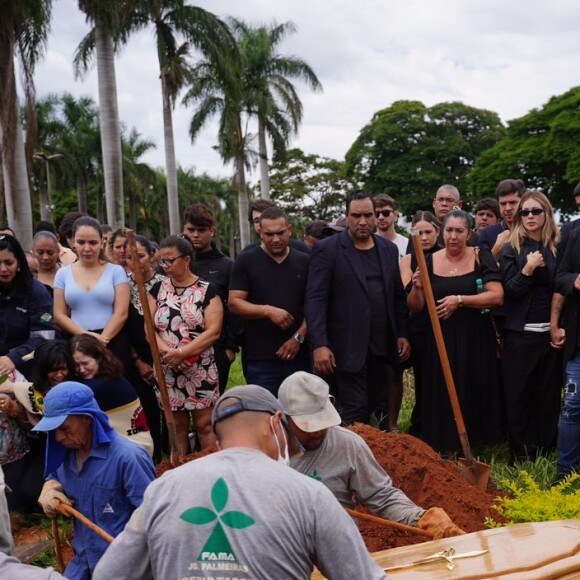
[
  {"left": 349, "top": 423, "right": 507, "bottom": 552},
  {"left": 156, "top": 424, "right": 507, "bottom": 552}
]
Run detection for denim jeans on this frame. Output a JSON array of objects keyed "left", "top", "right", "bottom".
[{"left": 558, "top": 351, "right": 580, "bottom": 477}]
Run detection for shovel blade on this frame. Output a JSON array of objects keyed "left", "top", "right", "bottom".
[{"left": 457, "top": 457, "right": 491, "bottom": 491}]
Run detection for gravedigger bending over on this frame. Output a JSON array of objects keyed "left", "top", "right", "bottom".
[
  {"left": 279, "top": 371, "right": 465, "bottom": 539},
  {"left": 94, "top": 385, "right": 385, "bottom": 580}
]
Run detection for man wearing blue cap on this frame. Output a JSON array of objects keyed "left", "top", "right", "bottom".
[
  {"left": 34, "top": 382, "right": 155, "bottom": 580},
  {"left": 94, "top": 385, "right": 385, "bottom": 580}
]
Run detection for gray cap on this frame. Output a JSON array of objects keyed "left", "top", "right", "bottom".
[
  {"left": 212, "top": 385, "right": 282, "bottom": 429},
  {"left": 278, "top": 372, "right": 341, "bottom": 432},
  {"left": 322, "top": 216, "right": 347, "bottom": 236}
]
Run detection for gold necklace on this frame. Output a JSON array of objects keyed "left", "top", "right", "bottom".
[{"left": 444, "top": 251, "right": 467, "bottom": 276}]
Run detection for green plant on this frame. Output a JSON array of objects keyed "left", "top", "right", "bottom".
[{"left": 485, "top": 471, "right": 580, "bottom": 528}]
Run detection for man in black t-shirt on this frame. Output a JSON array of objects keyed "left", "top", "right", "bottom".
[
  {"left": 305, "top": 191, "right": 410, "bottom": 426},
  {"left": 229, "top": 207, "right": 311, "bottom": 395}
]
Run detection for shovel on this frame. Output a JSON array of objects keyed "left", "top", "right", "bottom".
[{"left": 411, "top": 234, "right": 490, "bottom": 490}]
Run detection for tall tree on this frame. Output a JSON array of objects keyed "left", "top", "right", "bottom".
[
  {"left": 468, "top": 86, "right": 580, "bottom": 215},
  {"left": 122, "top": 126, "right": 156, "bottom": 230},
  {"left": 270, "top": 148, "right": 353, "bottom": 221},
  {"left": 183, "top": 47, "right": 253, "bottom": 247},
  {"left": 0, "top": 0, "right": 51, "bottom": 246},
  {"left": 59, "top": 93, "right": 101, "bottom": 213},
  {"left": 232, "top": 19, "right": 322, "bottom": 200},
  {"left": 134, "top": 0, "right": 233, "bottom": 234},
  {"left": 346, "top": 100, "right": 504, "bottom": 216},
  {"left": 74, "top": 0, "right": 138, "bottom": 228}
]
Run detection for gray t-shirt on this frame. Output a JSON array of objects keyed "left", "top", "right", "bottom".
[
  {"left": 94, "top": 447, "right": 385, "bottom": 580},
  {"left": 291, "top": 426, "right": 425, "bottom": 526}
]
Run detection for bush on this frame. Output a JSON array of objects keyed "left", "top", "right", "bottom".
[{"left": 485, "top": 471, "right": 580, "bottom": 527}]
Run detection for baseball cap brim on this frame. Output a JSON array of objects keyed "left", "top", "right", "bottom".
[
  {"left": 291, "top": 402, "right": 341, "bottom": 433},
  {"left": 33, "top": 413, "right": 68, "bottom": 432}
]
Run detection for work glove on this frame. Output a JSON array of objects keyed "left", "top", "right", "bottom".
[
  {"left": 38, "top": 481, "right": 72, "bottom": 518},
  {"left": 417, "top": 507, "right": 466, "bottom": 539}
]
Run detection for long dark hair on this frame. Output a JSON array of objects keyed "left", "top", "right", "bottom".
[
  {"left": 70, "top": 334, "right": 123, "bottom": 380},
  {"left": 30, "top": 340, "right": 76, "bottom": 395},
  {"left": 0, "top": 234, "right": 33, "bottom": 293}
]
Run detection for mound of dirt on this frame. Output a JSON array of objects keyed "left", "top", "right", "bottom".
[
  {"left": 348, "top": 423, "right": 507, "bottom": 551},
  {"left": 156, "top": 424, "right": 507, "bottom": 553}
]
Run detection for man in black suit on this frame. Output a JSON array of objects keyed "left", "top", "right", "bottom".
[{"left": 305, "top": 191, "right": 410, "bottom": 426}]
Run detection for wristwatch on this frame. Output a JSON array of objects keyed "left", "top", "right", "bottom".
[{"left": 293, "top": 333, "right": 305, "bottom": 344}]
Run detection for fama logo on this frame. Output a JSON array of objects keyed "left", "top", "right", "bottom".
[{"left": 180, "top": 477, "right": 255, "bottom": 562}]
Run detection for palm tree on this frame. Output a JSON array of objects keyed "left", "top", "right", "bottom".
[
  {"left": 135, "top": 0, "right": 234, "bottom": 235},
  {"left": 183, "top": 46, "right": 252, "bottom": 247},
  {"left": 58, "top": 93, "right": 102, "bottom": 213},
  {"left": 30, "top": 93, "right": 61, "bottom": 221},
  {"left": 121, "top": 126, "right": 156, "bottom": 230},
  {"left": 232, "top": 20, "right": 322, "bottom": 199},
  {"left": 74, "top": 0, "right": 138, "bottom": 228},
  {"left": 0, "top": 0, "right": 52, "bottom": 246}
]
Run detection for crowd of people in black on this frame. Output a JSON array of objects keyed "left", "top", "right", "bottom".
[{"left": 0, "top": 176, "right": 579, "bottom": 577}]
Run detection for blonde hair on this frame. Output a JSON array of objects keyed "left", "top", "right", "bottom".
[{"left": 508, "top": 191, "right": 558, "bottom": 255}]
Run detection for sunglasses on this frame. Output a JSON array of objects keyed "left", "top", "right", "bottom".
[
  {"left": 375, "top": 209, "right": 393, "bottom": 218},
  {"left": 519, "top": 208, "right": 544, "bottom": 217}
]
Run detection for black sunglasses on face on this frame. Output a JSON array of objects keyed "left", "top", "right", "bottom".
[
  {"left": 519, "top": 208, "right": 544, "bottom": 217},
  {"left": 375, "top": 209, "right": 393, "bottom": 218}
]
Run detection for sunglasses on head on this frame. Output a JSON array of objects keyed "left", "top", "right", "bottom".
[
  {"left": 375, "top": 209, "right": 393, "bottom": 218},
  {"left": 519, "top": 208, "right": 544, "bottom": 217}
]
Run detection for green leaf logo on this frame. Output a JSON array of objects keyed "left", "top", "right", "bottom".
[
  {"left": 179, "top": 477, "right": 255, "bottom": 562},
  {"left": 311, "top": 469, "right": 322, "bottom": 481}
]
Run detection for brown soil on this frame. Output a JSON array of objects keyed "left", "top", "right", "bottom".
[
  {"left": 156, "top": 424, "right": 507, "bottom": 553},
  {"left": 11, "top": 514, "right": 74, "bottom": 567},
  {"left": 348, "top": 423, "right": 507, "bottom": 552}
]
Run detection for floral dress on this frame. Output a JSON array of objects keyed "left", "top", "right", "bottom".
[{"left": 150, "top": 278, "right": 219, "bottom": 411}]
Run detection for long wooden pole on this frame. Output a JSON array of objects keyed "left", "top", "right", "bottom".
[
  {"left": 55, "top": 501, "right": 114, "bottom": 544},
  {"left": 410, "top": 234, "right": 476, "bottom": 466},
  {"left": 126, "top": 230, "right": 183, "bottom": 466},
  {"left": 345, "top": 508, "right": 434, "bottom": 539},
  {"left": 51, "top": 518, "right": 65, "bottom": 572}
]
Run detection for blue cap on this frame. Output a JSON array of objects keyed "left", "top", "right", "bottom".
[{"left": 33, "top": 381, "right": 98, "bottom": 432}]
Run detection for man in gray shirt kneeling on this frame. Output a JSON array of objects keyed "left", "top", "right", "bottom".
[{"left": 279, "top": 371, "right": 465, "bottom": 539}]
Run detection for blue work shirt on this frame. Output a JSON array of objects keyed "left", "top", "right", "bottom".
[{"left": 48, "top": 433, "right": 155, "bottom": 579}]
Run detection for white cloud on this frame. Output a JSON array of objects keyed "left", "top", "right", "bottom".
[{"left": 29, "top": 0, "right": 580, "bottom": 181}]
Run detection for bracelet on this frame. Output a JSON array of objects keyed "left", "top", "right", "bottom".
[
  {"left": 522, "top": 269, "right": 532, "bottom": 277},
  {"left": 457, "top": 295, "right": 464, "bottom": 308},
  {"left": 261, "top": 305, "right": 269, "bottom": 317}
]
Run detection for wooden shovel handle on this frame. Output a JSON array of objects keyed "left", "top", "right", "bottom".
[
  {"left": 345, "top": 508, "right": 434, "bottom": 539},
  {"left": 126, "top": 230, "right": 184, "bottom": 466},
  {"left": 410, "top": 235, "right": 475, "bottom": 464},
  {"left": 55, "top": 501, "right": 114, "bottom": 543},
  {"left": 51, "top": 518, "right": 65, "bottom": 572}
]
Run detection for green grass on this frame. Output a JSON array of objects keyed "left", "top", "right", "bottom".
[{"left": 226, "top": 356, "right": 245, "bottom": 391}]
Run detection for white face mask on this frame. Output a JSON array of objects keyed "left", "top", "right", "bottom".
[{"left": 270, "top": 416, "right": 290, "bottom": 466}]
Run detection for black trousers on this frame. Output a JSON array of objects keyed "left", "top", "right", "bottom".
[
  {"left": 501, "top": 330, "right": 562, "bottom": 460},
  {"left": 335, "top": 354, "right": 390, "bottom": 426}
]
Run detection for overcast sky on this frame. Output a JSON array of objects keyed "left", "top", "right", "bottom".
[{"left": 31, "top": 0, "right": 580, "bottom": 182}]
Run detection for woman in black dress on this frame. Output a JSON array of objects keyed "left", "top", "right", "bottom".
[
  {"left": 408, "top": 210, "right": 504, "bottom": 454},
  {"left": 400, "top": 211, "right": 442, "bottom": 438}
]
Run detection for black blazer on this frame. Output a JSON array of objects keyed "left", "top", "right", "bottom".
[
  {"left": 305, "top": 230, "right": 408, "bottom": 373},
  {"left": 555, "top": 227, "right": 580, "bottom": 363}
]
